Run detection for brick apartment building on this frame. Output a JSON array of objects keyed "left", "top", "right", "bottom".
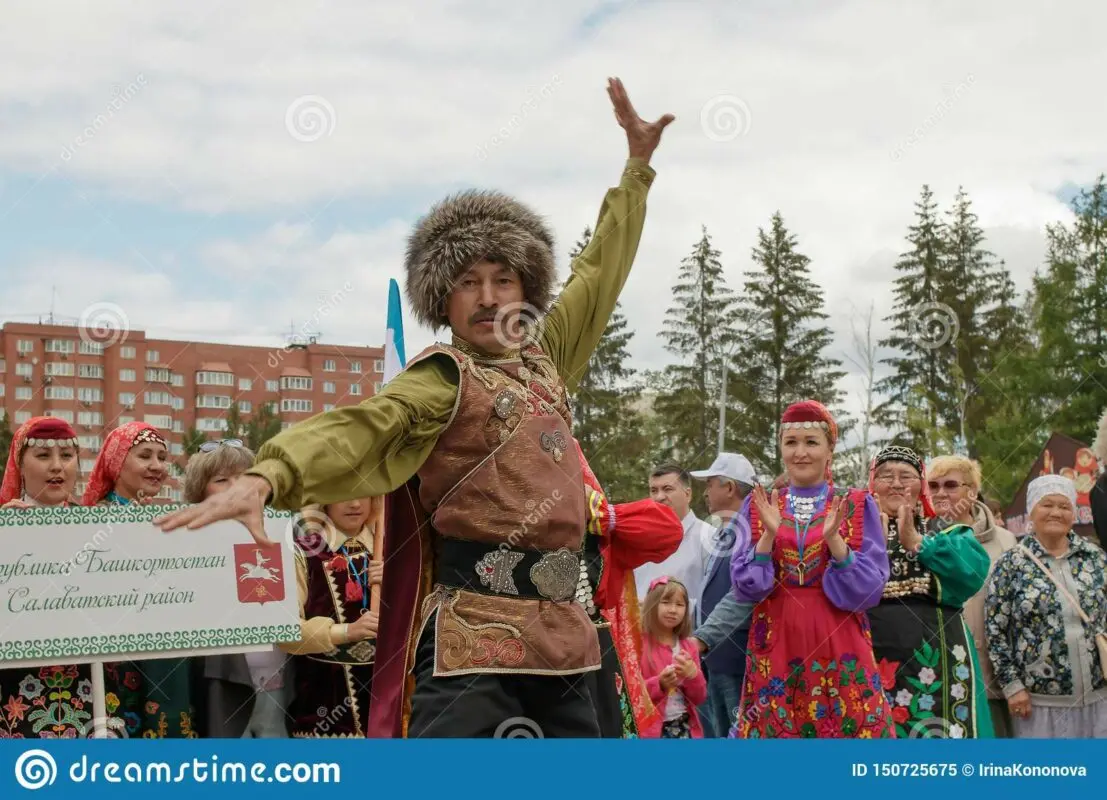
[{"left": 0, "top": 321, "right": 385, "bottom": 502}]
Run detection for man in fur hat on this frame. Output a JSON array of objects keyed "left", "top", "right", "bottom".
[{"left": 157, "top": 77, "right": 672, "bottom": 737}]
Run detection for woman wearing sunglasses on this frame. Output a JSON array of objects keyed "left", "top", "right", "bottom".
[
  {"left": 183, "top": 439, "right": 289, "bottom": 738},
  {"left": 867, "top": 446, "right": 992, "bottom": 738},
  {"left": 927, "top": 454, "right": 1017, "bottom": 737}
]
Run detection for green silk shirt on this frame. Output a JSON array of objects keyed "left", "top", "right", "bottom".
[{"left": 249, "top": 158, "right": 656, "bottom": 510}]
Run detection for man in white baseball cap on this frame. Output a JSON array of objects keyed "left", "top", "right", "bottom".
[{"left": 688, "top": 452, "right": 757, "bottom": 737}]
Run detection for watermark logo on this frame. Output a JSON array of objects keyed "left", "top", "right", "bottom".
[
  {"left": 60, "top": 74, "right": 147, "bottom": 163},
  {"left": 908, "top": 716, "right": 952, "bottom": 738},
  {"left": 284, "top": 508, "right": 334, "bottom": 557},
  {"left": 285, "top": 95, "right": 337, "bottom": 143},
  {"left": 78, "top": 302, "right": 130, "bottom": 347},
  {"left": 77, "top": 716, "right": 129, "bottom": 739},
  {"left": 911, "top": 301, "right": 959, "bottom": 350},
  {"left": 494, "top": 717, "right": 543, "bottom": 738},
  {"left": 475, "top": 74, "right": 562, "bottom": 161},
  {"left": 890, "top": 74, "right": 975, "bottom": 162},
  {"left": 700, "top": 95, "right": 752, "bottom": 142},
  {"left": 490, "top": 301, "right": 544, "bottom": 351},
  {"left": 14, "top": 749, "right": 57, "bottom": 790}
]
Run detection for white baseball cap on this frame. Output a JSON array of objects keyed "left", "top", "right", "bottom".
[{"left": 689, "top": 453, "right": 757, "bottom": 486}]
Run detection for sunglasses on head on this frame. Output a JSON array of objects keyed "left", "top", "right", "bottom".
[
  {"left": 199, "top": 438, "right": 244, "bottom": 453},
  {"left": 927, "top": 479, "right": 968, "bottom": 492}
]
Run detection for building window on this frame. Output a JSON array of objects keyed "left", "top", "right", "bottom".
[
  {"left": 374, "top": 359, "right": 384, "bottom": 373},
  {"left": 119, "top": 368, "right": 136, "bottom": 382},
  {"left": 15, "top": 363, "right": 32, "bottom": 378},
  {"left": 239, "top": 400, "right": 252, "bottom": 413},
  {"left": 323, "top": 381, "right": 336, "bottom": 394},
  {"left": 120, "top": 345, "right": 136, "bottom": 359},
  {"left": 349, "top": 360, "right": 362, "bottom": 373},
  {"left": 172, "top": 420, "right": 183, "bottom": 433},
  {"left": 323, "top": 359, "right": 336, "bottom": 372},
  {"left": 144, "top": 391, "right": 172, "bottom": 405},
  {"left": 170, "top": 374, "right": 184, "bottom": 387},
  {"left": 17, "top": 340, "right": 34, "bottom": 354},
  {"left": 77, "top": 411, "right": 104, "bottom": 426},
  {"left": 118, "top": 392, "right": 136, "bottom": 406},
  {"left": 171, "top": 396, "right": 184, "bottom": 411},
  {"left": 349, "top": 383, "right": 362, "bottom": 396},
  {"left": 280, "top": 376, "right": 312, "bottom": 391},
  {"left": 143, "top": 414, "right": 173, "bottom": 429},
  {"left": 169, "top": 443, "right": 184, "bottom": 456},
  {"left": 0, "top": 384, "right": 4, "bottom": 397},
  {"left": 80, "top": 459, "right": 97, "bottom": 473},
  {"left": 14, "top": 411, "right": 31, "bottom": 425},
  {"left": 77, "top": 388, "right": 103, "bottom": 403},
  {"left": 45, "top": 362, "right": 75, "bottom": 376},
  {"left": 146, "top": 350, "right": 160, "bottom": 363},
  {"left": 45, "top": 339, "right": 75, "bottom": 354},
  {"left": 281, "top": 398, "right": 313, "bottom": 413},
  {"left": 239, "top": 378, "right": 252, "bottom": 391},
  {"left": 196, "top": 371, "right": 234, "bottom": 386},
  {"left": 15, "top": 387, "right": 32, "bottom": 401},
  {"left": 78, "top": 364, "right": 104, "bottom": 379},
  {"left": 196, "top": 395, "right": 232, "bottom": 409},
  {"left": 323, "top": 403, "right": 335, "bottom": 412},
  {"left": 79, "top": 340, "right": 104, "bottom": 356},
  {"left": 265, "top": 401, "right": 278, "bottom": 413},
  {"left": 46, "top": 409, "right": 75, "bottom": 423},
  {"left": 145, "top": 368, "right": 171, "bottom": 383},
  {"left": 0, "top": 359, "right": 5, "bottom": 372},
  {"left": 44, "top": 386, "right": 75, "bottom": 400},
  {"left": 117, "top": 416, "right": 134, "bottom": 425},
  {"left": 196, "top": 417, "right": 227, "bottom": 432},
  {"left": 374, "top": 382, "right": 382, "bottom": 393},
  {"left": 78, "top": 435, "right": 101, "bottom": 451}
]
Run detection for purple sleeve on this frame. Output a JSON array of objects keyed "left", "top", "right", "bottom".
[
  {"left": 730, "top": 494, "right": 774, "bottom": 604},
  {"left": 821, "top": 493, "right": 889, "bottom": 612}
]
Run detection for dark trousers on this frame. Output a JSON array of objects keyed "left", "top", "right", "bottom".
[{"left": 407, "top": 619, "right": 601, "bottom": 738}]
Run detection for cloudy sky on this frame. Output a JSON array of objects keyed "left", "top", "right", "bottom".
[{"left": 0, "top": 0, "right": 1102, "bottom": 425}]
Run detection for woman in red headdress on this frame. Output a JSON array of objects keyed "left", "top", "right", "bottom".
[
  {"left": 81, "top": 423, "right": 197, "bottom": 738},
  {"left": 730, "top": 400, "right": 895, "bottom": 738},
  {"left": 0, "top": 416, "right": 80, "bottom": 508},
  {"left": 576, "top": 441, "right": 682, "bottom": 737}
]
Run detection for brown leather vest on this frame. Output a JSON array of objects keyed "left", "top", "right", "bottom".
[{"left": 411, "top": 341, "right": 600, "bottom": 676}]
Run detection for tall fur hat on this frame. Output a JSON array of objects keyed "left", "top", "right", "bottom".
[
  {"left": 1094, "top": 406, "right": 1107, "bottom": 466},
  {"left": 404, "top": 190, "right": 556, "bottom": 330}
]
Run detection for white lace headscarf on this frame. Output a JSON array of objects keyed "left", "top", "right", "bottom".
[{"left": 1027, "top": 474, "right": 1077, "bottom": 516}]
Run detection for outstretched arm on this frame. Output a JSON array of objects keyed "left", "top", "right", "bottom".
[{"left": 540, "top": 78, "right": 673, "bottom": 391}]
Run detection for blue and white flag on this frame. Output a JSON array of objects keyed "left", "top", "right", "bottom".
[{"left": 382, "top": 278, "right": 407, "bottom": 384}]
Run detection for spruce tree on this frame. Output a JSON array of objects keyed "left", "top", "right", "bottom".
[
  {"left": 733, "top": 212, "right": 846, "bottom": 475},
  {"left": 564, "top": 228, "right": 649, "bottom": 501},
  {"left": 654, "top": 226, "right": 742, "bottom": 467},
  {"left": 876, "top": 186, "right": 955, "bottom": 452}
]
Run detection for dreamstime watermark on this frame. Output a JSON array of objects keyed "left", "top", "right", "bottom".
[
  {"left": 284, "top": 508, "right": 335, "bottom": 557},
  {"left": 890, "top": 74, "right": 976, "bottom": 162},
  {"left": 267, "top": 283, "right": 354, "bottom": 369},
  {"left": 700, "top": 94, "right": 752, "bottom": 142},
  {"left": 314, "top": 697, "right": 354, "bottom": 736},
  {"left": 499, "top": 489, "right": 563, "bottom": 552},
  {"left": 78, "top": 302, "right": 130, "bottom": 348},
  {"left": 910, "top": 301, "right": 959, "bottom": 350},
  {"left": 60, "top": 74, "right": 147, "bottom": 163},
  {"left": 475, "top": 75, "right": 562, "bottom": 161},
  {"left": 493, "top": 716, "right": 544, "bottom": 738},
  {"left": 490, "top": 301, "right": 545, "bottom": 351},
  {"left": 285, "top": 95, "right": 337, "bottom": 143}
]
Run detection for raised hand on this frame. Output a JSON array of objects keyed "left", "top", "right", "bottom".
[
  {"left": 896, "top": 503, "right": 923, "bottom": 553},
  {"left": 153, "top": 474, "right": 272, "bottom": 544},
  {"left": 822, "top": 495, "right": 846, "bottom": 539},
  {"left": 751, "top": 485, "right": 782, "bottom": 536},
  {"left": 606, "top": 77, "right": 674, "bottom": 164}
]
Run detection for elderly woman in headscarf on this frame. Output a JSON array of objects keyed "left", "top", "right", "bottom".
[
  {"left": 866, "top": 445, "right": 993, "bottom": 738},
  {"left": 729, "top": 400, "right": 894, "bottom": 738},
  {"left": 82, "top": 422, "right": 197, "bottom": 738},
  {"left": 183, "top": 439, "right": 289, "bottom": 738},
  {"left": 986, "top": 475, "right": 1107, "bottom": 738}
]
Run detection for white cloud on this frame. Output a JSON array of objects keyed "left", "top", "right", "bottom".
[{"left": 1, "top": 0, "right": 1104, "bottom": 433}]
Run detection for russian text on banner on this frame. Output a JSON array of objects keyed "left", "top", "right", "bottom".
[{"left": 0, "top": 506, "right": 299, "bottom": 667}]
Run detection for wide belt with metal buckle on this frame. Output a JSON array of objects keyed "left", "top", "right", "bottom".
[{"left": 435, "top": 537, "right": 581, "bottom": 602}]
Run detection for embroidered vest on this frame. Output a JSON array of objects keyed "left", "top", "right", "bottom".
[{"left": 881, "top": 519, "right": 935, "bottom": 600}]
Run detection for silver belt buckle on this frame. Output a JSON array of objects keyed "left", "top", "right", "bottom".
[{"left": 529, "top": 548, "right": 579, "bottom": 602}]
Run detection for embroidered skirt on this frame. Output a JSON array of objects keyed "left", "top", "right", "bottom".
[
  {"left": 733, "top": 586, "right": 895, "bottom": 738},
  {"left": 869, "top": 598, "right": 991, "bottom": 738}
]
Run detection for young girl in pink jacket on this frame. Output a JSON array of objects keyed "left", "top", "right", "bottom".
[{"left": 639, "top": 576, "right": 708, "bottom": 738}]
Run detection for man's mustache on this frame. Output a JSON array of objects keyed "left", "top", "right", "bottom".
[{"left": 469, "top": 308, "right": 500, "bottom": 325}]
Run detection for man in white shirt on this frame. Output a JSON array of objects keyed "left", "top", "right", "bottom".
[{"left": 634, "top": 463, "right": 716, "bottom": 622}]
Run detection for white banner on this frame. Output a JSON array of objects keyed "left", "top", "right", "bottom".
[{"left": 0, "top": 506, "right": 300, "bottom": 669}]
